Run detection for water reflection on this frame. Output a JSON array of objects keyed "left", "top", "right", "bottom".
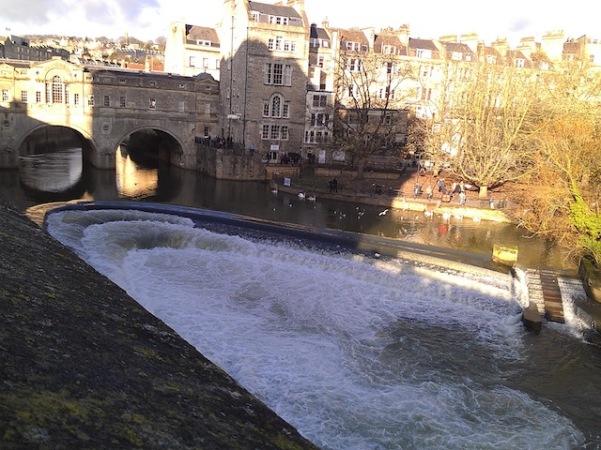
[
  {"left": 0, "top": 146, "right": 572, "bottom": 269},
  {"left": 19, "top": 147, "right": 83, "bottom": 193},
  {"left": 115, "top": 146, "right": 159, "bottom": 199}
]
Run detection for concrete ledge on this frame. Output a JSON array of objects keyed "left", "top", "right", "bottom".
[{"left": 48, "top": 200, "right": 508, "bottom": 278}]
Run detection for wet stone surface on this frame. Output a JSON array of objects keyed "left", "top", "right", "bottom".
[{"left": 0, "top": 203, "right": 317, "bottom": 449}]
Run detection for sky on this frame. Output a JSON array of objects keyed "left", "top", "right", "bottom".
[{"left": 1, "top": 0, "right": 599, "bottom": 45}]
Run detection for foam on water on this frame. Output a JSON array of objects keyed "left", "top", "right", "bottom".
[{"left": 46, "top": 209, "right": 585, "bottom": 449}]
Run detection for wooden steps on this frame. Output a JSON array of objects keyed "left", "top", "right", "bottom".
[
  {"left": 538, "top": 268, "right": 565, "bottom": 323},
  {"left": 524, "top": 268, "right": 565, "bottom": 324}
]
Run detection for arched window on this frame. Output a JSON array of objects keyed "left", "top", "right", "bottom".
[
  {"left": 51, "top": 76, "right": 63, "bottom": 103},
  {"left": 263, "top": 94, "right": 287, "bottom": 118},
  {"left": 271, "top": 94, "right": 281, "bottom": 117}
]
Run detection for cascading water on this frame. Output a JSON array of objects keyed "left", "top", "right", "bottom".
[{"left": 46, "top": 208, "right": 597, "bottom": 449}]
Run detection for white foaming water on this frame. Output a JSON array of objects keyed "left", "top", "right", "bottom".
[{"left": 46, "top": 209, "right": 584, "bottom": 449}]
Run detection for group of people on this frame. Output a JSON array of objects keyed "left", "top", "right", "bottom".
[
  {"left": 435, "top": 178, "right": 467, "bottom": 205},
  {"left": 199, "top": 135, "right": 234, "bottom": 149}
]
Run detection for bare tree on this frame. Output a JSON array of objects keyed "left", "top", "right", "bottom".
[
  {"left": 155, "top": 36, "right": 167, "bottom": 52},
  {"left": 426, "top": 61, "right": 538, "bottom": 197},
  {"left": 331, "top": 49, "right": 415, "bottom": 177}
]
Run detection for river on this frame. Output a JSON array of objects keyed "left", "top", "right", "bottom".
[
  {"left": 3, "top": 147, "right": 601, "bottom": 449},
  {"left": 0, "top": 146, "right": 570, "bottom": 269}
]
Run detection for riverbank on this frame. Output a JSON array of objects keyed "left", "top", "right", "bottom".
[
  {"left": 0, "top": 203, "right": 318, "bottom": 449},
  {"left": 274, "top": 168, "right": 516, "bottom": 223}
]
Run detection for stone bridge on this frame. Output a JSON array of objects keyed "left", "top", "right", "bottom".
[{"left": 0, "top": 57, "right": 220, "bottom": 169}]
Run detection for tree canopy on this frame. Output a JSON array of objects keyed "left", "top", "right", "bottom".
[{"left": 426, "top": 62, "right": 539, "bottom": 197}]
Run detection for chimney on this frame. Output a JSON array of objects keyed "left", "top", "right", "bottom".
[
  {"left": 460, "top": 33, "right": 479, "bottom": 53},
  {"left": 397, "top": 24, "right": 410, "bottom": 47},
  {"left": 492, "top": 37, "right": 509, "bottom": 57}
]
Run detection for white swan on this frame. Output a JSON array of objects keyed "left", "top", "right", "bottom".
[
  {"left": 308, "top": 195, "right": 316, "bottom": 202},
  {"left": 298, "top": 192, "right": 306, "bottom": 199}
]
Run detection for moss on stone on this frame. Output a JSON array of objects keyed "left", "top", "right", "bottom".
[{"left": 0, "top": 204, "right": 318, "bottom": 449}]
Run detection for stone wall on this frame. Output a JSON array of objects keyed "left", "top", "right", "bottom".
[
  {"left": 196, "top": 144, "right": 266, "bottom": 180},
  {"left": 0, "top": 204, "right": 317, "bottom": 449},
  {"left": 314, "top": 165, "right": 402, "bottom": 180}
]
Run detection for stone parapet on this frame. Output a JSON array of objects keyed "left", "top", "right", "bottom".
[{"left": 0, "top": 204, "right": 317, "bottom": 449}]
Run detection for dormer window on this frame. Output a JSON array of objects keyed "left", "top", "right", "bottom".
[
  {"left": 451, "top": 51, "right": 462, "bottom": 61},
  {"left": 345, "top": 41, "right": 367, "bottom": 52},
  {"left": 383, "top": 45, "right": 397, "bottom": 55},
  {"left": 269, "top": 15, "right": 289, "bottom": 25},
  {"left": 416, "top": 49, "right": 432, "bottom": 59}
]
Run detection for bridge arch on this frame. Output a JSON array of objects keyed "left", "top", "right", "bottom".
[
  {"left": 15, "top": 122, "right": 98, "bottom": 165},
  {"left": 116, "top": 125, "right": 186, "bottom": 168}
]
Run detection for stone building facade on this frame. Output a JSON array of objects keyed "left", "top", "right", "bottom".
[
  {"left": 162, "top": 1, "right": 601, "bottom": 170},
  {"left": 164, "top": 23, "right": 222, "bottom": 80},
  {"left": 6, "top": 2, "right": 601, "bottom": 173},
  {"left": 217, "top": 0, "right": 310, "bottom": 163}
]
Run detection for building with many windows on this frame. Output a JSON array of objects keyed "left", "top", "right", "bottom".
[
  {"left": 164, "top": 23, "right": 221, "bottom": 79},
  {"left": 304, "top": 22, "right": 336, "bottom": 163},
  {"left": 162, "top": 0, "right": 601, "bottom": 168},
  {"left": 217, "top": 0, "right": 310, "bottom": 163},
  {"left": 0, "top": 35, "right": 70, "bottom": 61}
]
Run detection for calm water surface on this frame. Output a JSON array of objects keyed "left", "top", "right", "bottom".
[{"left": 0, "top": 147, "right": 570, "bottom": 269}]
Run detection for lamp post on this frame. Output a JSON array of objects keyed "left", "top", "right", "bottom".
[{"left": 228, "top": 15, "right": 234, "bottom": 142}]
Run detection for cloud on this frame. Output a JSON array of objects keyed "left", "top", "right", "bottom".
[
  {"left": 2, "top": 1, "right": 58, "bottom": 25},
  {"left": 3, "top": 0, "right": 161, "bottom": 39},
  {"left": 4, "top": 0, "right": 598, "bottom": 44}
]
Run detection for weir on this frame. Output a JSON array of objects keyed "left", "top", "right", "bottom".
[
  {"left": 45, "top": 200, "right": 595, "bottom": 337},
  {"left": 42, "top": 201, "right": 601, "bottom": 449}
]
